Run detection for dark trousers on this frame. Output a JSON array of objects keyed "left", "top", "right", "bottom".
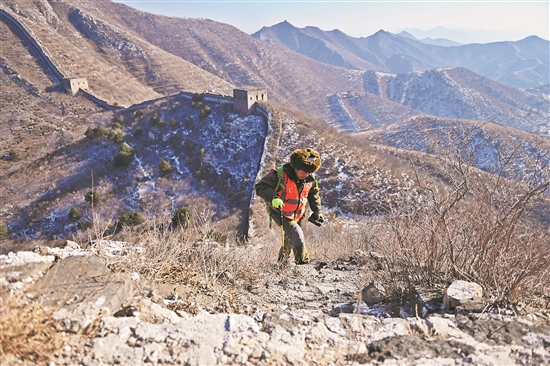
[{"left": 270, "top": 210, "right": 310, "bottom": 264}]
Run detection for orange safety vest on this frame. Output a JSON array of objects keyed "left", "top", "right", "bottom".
[{"left": 277, "top": 170, "right": 314, "bottom": 221}]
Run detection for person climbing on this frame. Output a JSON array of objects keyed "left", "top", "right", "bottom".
[{"left": 255, "top": 148, "right": 324, "bottom": 264}]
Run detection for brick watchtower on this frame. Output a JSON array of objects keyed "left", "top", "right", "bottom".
[
  {"left": 63, "top": 78, "right": 89, "bottom": 95},
  {"left": 233, "top": 87, "right": 267, "bottom": 113}
]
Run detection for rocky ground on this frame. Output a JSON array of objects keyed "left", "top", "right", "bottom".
[{"left": 1, "top": 241, "right": 549, "bottom": 365}]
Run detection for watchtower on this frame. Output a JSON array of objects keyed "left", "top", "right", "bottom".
[
  {"left": 233, "top": 87, "right": 267, "bottom": 113},
  {"left": 63, "top": 78, "right": 89, "bottom": 95}
]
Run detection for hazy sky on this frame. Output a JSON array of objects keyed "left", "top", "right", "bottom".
[{"left": 114, "top": 1, "right": 549, "bottom": 44}]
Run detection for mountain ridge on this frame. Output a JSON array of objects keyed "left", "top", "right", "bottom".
[
  {"left": 396, "top": 30, "right": 463, "bottom": 47},
  {"left": 254, "top": 21, "right": 549, "bottom": 89}
]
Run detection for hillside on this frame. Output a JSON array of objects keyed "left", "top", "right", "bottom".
[
  {"left": 0, "top": 1, "right": 234, "bottom": 107},
  {"left": 525, "top": 84, "right": 550, "bottom": 100},
  {"left": 363, "top": 67, "right": 550, "bottom": 136},
  {"left": 1, "top": 93, "right": 268, "bottom": 247},
  {"left": 0, "top": 0, "right": 364, "bottom": 118},
  {"left": 358, "top": 115, "right": 550, "bottom": 176},
  {"left": 2, "top": 0, "right": 547, "bottom": 138},
  {"left": 92, "top": 1, "right": 365, "bottom": 118},
  {"left": 324, "top": 91, "right": 421, "bottom": 133}
]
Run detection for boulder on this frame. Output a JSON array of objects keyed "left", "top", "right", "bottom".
[
  {"left": 455, "top": 299, "right": 488, "bottom": 315},
  {"left": 31, "top": 255, "right": 132, "bottom": 332},
  {"left": 443, "top": 280, "right": 483, "bottom": 310},
  {"left": 0, "top": 250, "right": 56, "bottom": 291},
  {"left": 410, "top": 286, "right": 444, "bottom": 318},
  {"left": 65, "top": 240, "right": 81, "bottom": 249},
  {"left": 361, "top": 281, "right": 386, "bottom": 305}
]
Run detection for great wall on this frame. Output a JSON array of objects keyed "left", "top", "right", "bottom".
[{"left": 1, "top": 6, "right": 274, "bottom": 239}]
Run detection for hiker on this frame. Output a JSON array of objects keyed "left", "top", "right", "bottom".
[{"left": 255, "top": 148, "right": 324, "bottom": 264}]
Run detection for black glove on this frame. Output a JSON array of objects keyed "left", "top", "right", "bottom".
[{"left": 308, "top": 213, "right": 324, "bottom": 227}]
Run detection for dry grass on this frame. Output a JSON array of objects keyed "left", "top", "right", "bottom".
[
  {"left": 306, "top": 215, "right": 376, "bottom": 263},
  {"left": 106, "top": 207, "right": 276, "bottom": 303},
  {"left": 0, "top": 292, "right": 64, "bottom": 365}
]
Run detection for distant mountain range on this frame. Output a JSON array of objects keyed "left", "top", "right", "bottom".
[
  {"left": 253, "top": 21, "right": 549, "bottom": 90},
  {"left": 396, "top": 31, "right": 462, "bottom": 47},
  {"left": 400, "top": 26, "right": 536, "bottom": 45}
]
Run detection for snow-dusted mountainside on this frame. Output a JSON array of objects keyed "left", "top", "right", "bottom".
[
  {"left": 525, "top": 84, "right": 550, "bottom": 101},
  {"left": 363, "top": 67, "right": 550, "bottom": 136},
  {"left": 3, "top": 95, "right": 266, "bottom": 241},
  {"left": 324, "top": 91, "right": 421, "bottom": 133},
  {"left": 359, "top": 115, "right": 550, "bottom": 177},
  {"left": 254, "top": 22, "right": 549, "bottom": 89}
]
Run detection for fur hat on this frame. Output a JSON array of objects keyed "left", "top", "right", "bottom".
[{"left": 289, "top": 148, "right": 321, "bottom": 173}]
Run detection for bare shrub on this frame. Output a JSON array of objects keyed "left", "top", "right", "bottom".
[
  {"left": 370, "top": 125, "right": 550, "bottom": 304},
  {"left": 8, "top": 150, "right": 20, "bottom": 161},
  {"left": 68, "top": 206, "right": 81, "bottom": 221},
  {"left": 306, "top": 215, "right": 376, "bottom": 262},
  {"left": 77, "top": 219, "right": 88, "bottom": 231},
  {"left": 191, "top": 92, "right": 204, "bottom": 109},
  {"left": 149, "top": 112, "right": 160, "bottom": 126},
  {"left": 171, "top": 206, "right": 192, "bottom": 229},
  {"left": 133, "top": 126, "right": 143, "bottom": 138},
  {"left": 159, "top": 159, "right": 172, "bottom": 176},
  {"left": 199, "top": 105, "right": 211, "bottom": 119},
  {"left": 84, "top": 126, "right": 123, "bottom": 143},
  {"left": 116, "top": 211, "right": 144, "bottom": 230}
]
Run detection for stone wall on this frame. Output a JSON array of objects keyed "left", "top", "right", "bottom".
[
  {"left": 246, "top": 104, "right": 272, "bottom": 238},
  {"left": 0, "top": 8, "right": 66, "bottom": 81}
]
